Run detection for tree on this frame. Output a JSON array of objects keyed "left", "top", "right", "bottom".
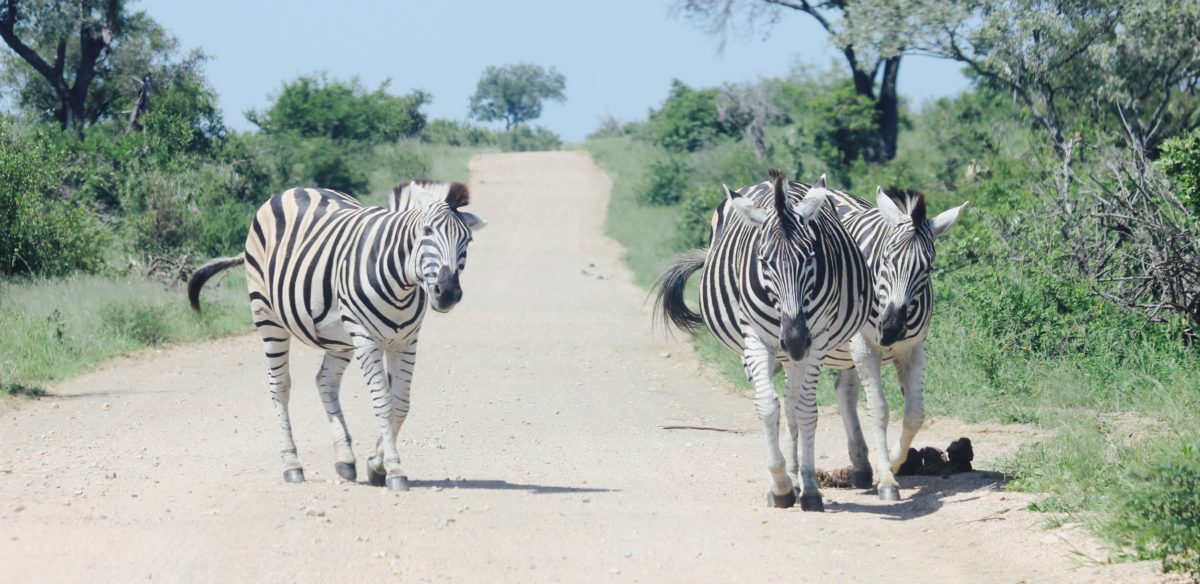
[
  {"left": 247, "top": 75, "right": 429, "bottom": 142},
  {"left": 677, "top": 0, "right": 905, "bottom": 162},
  {"left": 468, "top": 63, "right": 565, "bottom": 130},
  {"left": 0, "top": 0, "right": 123, "bottom": 136}
]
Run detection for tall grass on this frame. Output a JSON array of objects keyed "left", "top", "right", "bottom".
[{"left": 0, "top": 271, "right": 249, "bottom": 394}]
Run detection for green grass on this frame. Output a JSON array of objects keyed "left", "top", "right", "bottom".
[{"left": 0, "top": 271, "right": 250, "bottom": 394}]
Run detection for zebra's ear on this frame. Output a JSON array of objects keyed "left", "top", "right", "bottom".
[
  {"left": 408, "top": 181, "right": 440, "bottom": 210},
  {"left": 459, "top": 211, "right": 487, "bottom": 231},
  {"left": 876, "top": 186, "right": 904, "bottom": 228},
  {"left": 929, "top": 201, "right": 969, "bottom": 239},
  {"left": 726, "top": 184, "right": 768, "bottom": 226},
  {"left": 794, "top": 189, "right": 828, "bottom": 226}
]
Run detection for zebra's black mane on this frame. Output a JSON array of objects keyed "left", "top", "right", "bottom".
[
  {"left": 391, "top": 179, "right": 471, "bottom": 211},
  {"left": 883, "top": 186, "right": 927, "bottom": 227},
  {"left": 768, "top": 168, "right": 803, "bottom": 241}
]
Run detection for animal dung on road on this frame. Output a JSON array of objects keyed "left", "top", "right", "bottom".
[{"left": 895, "top": 437, "right": 975, "bottom": 476}]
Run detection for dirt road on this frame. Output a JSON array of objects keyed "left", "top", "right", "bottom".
[{"left": 0, "top": 152, "right": 1170, "bottom": 582}]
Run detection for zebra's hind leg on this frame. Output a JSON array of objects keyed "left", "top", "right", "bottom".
[
  {"left": 316, "top": 350, "right": 356, "bottom": 481},
  {"left": 783, "top": 360, "right": 825, "bottom": 512},
  {"left": 850, "top": 336, "right": 901, "bottom": 501},
  {"left": 890, "top": 344, "right": 927, "bottom": 474},
  {"left": 835, "top": 368, "right": 874, "bottom": 489},
  {"left": 258, "top": 326, "right": 303, "bottom": 483},
  {"left": 353, "top": 335, "right": 409, "bottom": 492},
  {"left": 742, "top": 333, "right": 794, "bottom": 508}
]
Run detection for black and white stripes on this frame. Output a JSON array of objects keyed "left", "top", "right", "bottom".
[
  {"left": 655, "top": 171, "right": 872, "bottom": 511},
  {"left": 188, "top": 181, "right": 485, "bottom": 490}
]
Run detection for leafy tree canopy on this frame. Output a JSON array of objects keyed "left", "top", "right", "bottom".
[
  {"left": 247, "top": 74, "right": 429, "bottom": 143},
  {"left": 468, "top": 63, "right": 565, "bottom": 130}
]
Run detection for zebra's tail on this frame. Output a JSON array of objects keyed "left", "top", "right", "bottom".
[
  {"left": 188, "top": 254, "right": 246, "bottom": 312},
  {"left": 653, "top": 248, "right": 708, "bottom": 334}
]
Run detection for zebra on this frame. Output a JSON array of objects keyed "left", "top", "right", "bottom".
[
  {"left": 817, "top": 186, "right": 967, "bottom": 500},
  {"left": 655, "top": 170, "right": 872, "bottom": 511},
  {"left": 188, "top": 180, "right": 485, "bottom": 491}
]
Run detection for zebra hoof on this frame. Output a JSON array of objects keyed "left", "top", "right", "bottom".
[
  {"left": 386, "top": 475, "right": 410, "bottom": 492},
  {"left": 852, "top": 470, "right": 873, "bottom": 489},
  {"left": 767, "top": 488, "right": 798, "bottom": 509},
  {"left": 335, "top": 462, "right": 356, "bottom": 482},
  {"left": 878, "top": 484, "right": 901, "bottom": 501},
  {"left": 283, "top": 468, "right": 305, "bottom": 483},
  {"left": 367, "top": 467, "right": 386, "bottom": 487},
  {"left": 799, "top": 493, "right": 825, "bottom": 512}
]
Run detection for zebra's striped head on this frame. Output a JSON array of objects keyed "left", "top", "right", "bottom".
[
  {"left": 727, "top": 171, "right": 830, "bottom": 362},
  {"left": 396, "top": 180, "right": 487, "bottom": 313},
  {"left": 872, "top": 186, "right": 968, "bottom": 346}
]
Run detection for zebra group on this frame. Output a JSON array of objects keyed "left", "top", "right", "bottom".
[
  {"left": 189, "top": 180, "right": 484, "bottom": 491},
  {"left": 656, "top": 170, "right": 965, "bottom": 509},
  {"left": 187, "top": 167, "right": 964, "bottom": 510}
]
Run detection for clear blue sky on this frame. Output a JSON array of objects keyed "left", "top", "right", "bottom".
[{"left": 141, "top": 0, "right": 969, "bottom": 142}]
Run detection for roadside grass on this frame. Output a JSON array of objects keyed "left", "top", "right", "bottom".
[
  {"left": 0, "top": 271, "right": 249, "bottom": 395},
  {"left": 589, "top": 134, "right": 1200, "bottom": 575}
]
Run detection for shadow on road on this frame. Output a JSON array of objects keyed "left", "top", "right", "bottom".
[
  {"left": 407, "top": 478, "right": 617, "bottom": 495},
  {"left": 826, "top": 470, "right": 1011, "bottom": 520}
]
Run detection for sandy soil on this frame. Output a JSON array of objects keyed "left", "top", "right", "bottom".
[{"left": 0, "top": 151, "right": 1175, "bottom": 583}]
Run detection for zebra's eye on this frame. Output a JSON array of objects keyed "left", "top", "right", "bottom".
[{"left": 423, "top": 226, "right": 434, "bottom": 236}]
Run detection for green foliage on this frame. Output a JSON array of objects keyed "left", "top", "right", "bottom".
[
  {"left": 805, "top": 81, "right": 878, "bottom": 183},
  {"left": 637, "top": 154, "right": 690, "bottom": 206},
  {"left": 248, "top": 75, "right": 429, "bottom": 142},
  {"left": 1110, "top": 443, "right": 1200, "bottom": 577},
  {"left": 100, "top": 302, "right": 171, "bottom": 346},
  {"left": 0, "top": 125, "right": 106, "bottom": 276},
  {"left": 647, "top": 80, "right": 737, "bottom": 152},
  {"left": 1158, "top": 129, "right": 1200, "bottom": 215},
  {"left": 271, "top": 134, "right": 368, "bottom": 194},
  {"left": 674, "top": 141, "right": 769, "bottom": 249},
  {"left": 469, "top": 63, "right": 566, "bottom": 130},
  {"left": 497, "top": 125, "right": 562, "bottom": 152},
  {"left": 420, "top": 119, "right": 498, "bottom": 147}
]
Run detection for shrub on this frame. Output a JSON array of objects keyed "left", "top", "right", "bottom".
[
  {"left": 421, "top": 119, "right": 497, "bottom": 146},
  {"left": 272, "top": 135, "right": 369, "bottom": 194},
  {"left": 248, "top": 75, "right": 429, "bottom": 142},
  {"left": 1109, "top": 443, "right": 1200, "bottom": 578},
  {"left": 0, "top": 127, "right": 107, "bottom": 276},
  {"left": 1158, "top": 129, "right": 1200, "bottom": 215},
  {"left": 638, "top": 155, "right": 690, "bottom": 206},
  {"left": 498, "top": 125, "right": 561, "bottom": 152},
  {"left": 648, "top": 80, "right": 737, "bottom": 152}
]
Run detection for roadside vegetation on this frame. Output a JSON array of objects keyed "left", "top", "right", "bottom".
[
  {"left": 590, "top": 1, "right": 1200, "bottom": 576},
  {"left": 0, "top": 2, "right": 556, "bottom": 397}
]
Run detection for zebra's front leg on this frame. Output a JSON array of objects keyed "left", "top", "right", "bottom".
[
  {"left": 850, "top": 335, "right": 900, "bottom": 500},
  {"left": 835, "top": 368, "right": 874, "bottom": 489},
  {"left": 261, "top": 331, "right": 304, "bottom": 483},
  {"left": 316, "top": 350, "right": 356, "bottom": 481},
  {"left": 890, "top": 344, "right": 927, "bottom": 473},
  {"left": 742, "top": 334, "right": 794, "bottom": 508},
  {"left": 367, "top": 342, "right": 417, "bottom": 489},
  {"left": 783, "top": 360, "right": 825, "bottom": 512},
  {"left": 354, "top": 337, "right": 409, "bottom": 492}
]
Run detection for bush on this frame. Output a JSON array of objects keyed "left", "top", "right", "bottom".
[
  {"left": 638, "top": 155, "right": 690, "bottom": 206},
  {"left": 421, "top": 119, "right": 497, "bottom": 146},
  {"left": 498, "top": 125, "right": 561, "bottom": 152},
  {"left": 648, "top": 80, "right": 737, "bottom": 152},
  {"left": 248, "top": 75, "right": 429, "bottom": 142},
  {"left": 272, "top": 135, "right": 368, "bottom": 194},
  {"left": 1109, "top": 443, "right": 1200, "bottom": 578},
  {"left": 1158, "top": 129, "right": 1200, "bottom": 215},
  {"left": 0, "top": 127, "right": 107, "bottom": 276}
]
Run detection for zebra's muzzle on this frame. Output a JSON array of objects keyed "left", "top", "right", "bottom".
[
  {"left": 879, "top": 303, "right": 907, "bottom": 346},
  {"left": 779, "top": 318, "right": 812, "bottom": 362},
  {"left": 430, "top": 267, "right": 462, "bottom": 313}
]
